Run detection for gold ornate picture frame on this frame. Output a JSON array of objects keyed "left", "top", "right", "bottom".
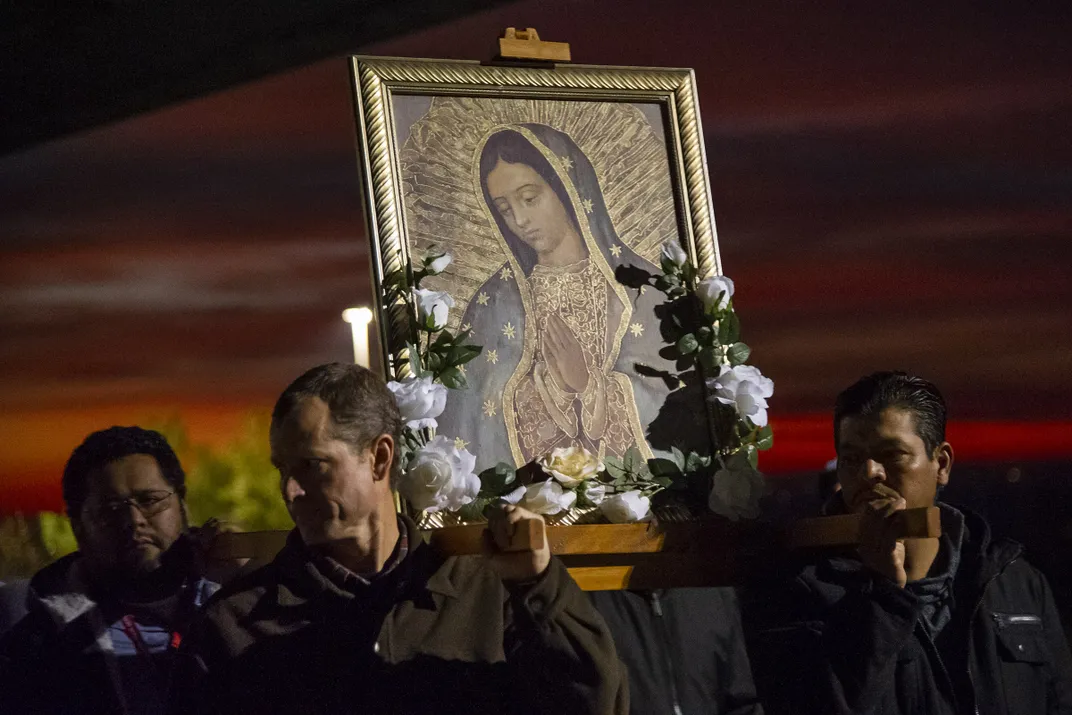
[{"left": 350, "top": 55, "right": 723, "bottom": 472}]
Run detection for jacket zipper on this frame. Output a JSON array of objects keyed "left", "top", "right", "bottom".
[
  {"left": 991, "top": 612, "right": 1041, "bottom": 628},
  {"left": 650, "top": 592, "right": 684, "bottom": 715}
]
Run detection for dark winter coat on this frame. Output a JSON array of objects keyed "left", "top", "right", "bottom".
[
  {"left": 180, "top": 514, "right": 628, "bottom": 715},
  {"left": 745, "top": 503, "right": 1072, "bottom": 715},
  {"left": 590, "top": 587, "right": 764, "bottom": 715},
  {"left": 0, "top": 541, "right": 217, "bottom": 715}
]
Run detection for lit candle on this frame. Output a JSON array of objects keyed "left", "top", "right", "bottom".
[{"left": 341, "top": 307, "right": 374, "bottom": 368}]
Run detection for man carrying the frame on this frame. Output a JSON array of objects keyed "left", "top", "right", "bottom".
[
  {"left": 748, "top": 371, "right": 1072, "bottom": 715},
  {"left": 180, "top": 362, "right": 626, "bottom": 715}
]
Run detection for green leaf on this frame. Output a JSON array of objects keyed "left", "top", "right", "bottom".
[
  {"left": 432, "top": 330, "right": 454, "bottom": 349},
  {"left": 698, "top": 346, "right": 720, "bottom": 371},
  {"left": 478, "top": 462, "right": 517, "bottom": 498},
  {"left": 652, "top": 476, "right": 673, "bottom": 487},
  {"left": 727, "top": 342, "right": 751, "bottom": 366},
  {"left": 746, "top": 445, "right": 759, "bottom": 469},
  {"left": 685, "top": 451, "right": 711, "bottom": 473},
  {"left": 603, "top": 456, "right": 627, "bottom": 481},
  {"left": 623, "top": 446, "right": 644, "bottom": 473},
  {"left": 755, "top": 424, "right": 774, "bottom": 451},
  {"left": 681, "top": 262, "right": 696, "bottom": 285},
  {"left": 649, "top": 457, "right": 680, "bottom": 478},
  {"left": 439, "top": 366, "right": 468, "bottom": 390},
  {"left": 456, "top": 498, "right": 490, "bottom": 522},
  {"left": 676, "top": 333, "right": 699, "bottom": 355},
  {"left": 717, "top": 312, "right": 741, "bottom": 344},
  {"left": 447, "top": 344, "right": 482, "bottom": 366},
  {"left": 406, "top": 344, "right": 424, "bottom": 377},
  {"left": 670, "top": 445, "right": 686, "bottom": 471},
  {"left": 696, "top": 326, "right": 713, "bottom": 345},
  {"left": 424, "top": 351, "right": 444, "bottom": 374}
]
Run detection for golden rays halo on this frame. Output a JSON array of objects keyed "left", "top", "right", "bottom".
[{"left": 398, "top": 97, "right": 678, "bottom": 328}]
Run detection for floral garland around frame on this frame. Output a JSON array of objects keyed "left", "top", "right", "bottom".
[{"left": 388, "top": 243, "right": 775, "bottom": 525}]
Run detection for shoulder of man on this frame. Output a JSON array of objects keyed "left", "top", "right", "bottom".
[{"left": 0, "top": 579, "right": 31, "bottom": 635}]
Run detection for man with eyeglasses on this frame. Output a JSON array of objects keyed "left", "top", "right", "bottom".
[{"left": 0, "top": 426, "right": 222, "bottom": 715}]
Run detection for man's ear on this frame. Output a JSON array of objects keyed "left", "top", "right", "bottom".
[
  {"left": 935, "top": 442, "right": 954, "bottom": 487},
  {"left": 370, "top": 434, "right": 395, "bottom": 483}
]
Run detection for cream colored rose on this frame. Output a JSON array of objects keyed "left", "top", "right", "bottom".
[{"left": 538, "top": 446, "right": 604, "bottom": 488}]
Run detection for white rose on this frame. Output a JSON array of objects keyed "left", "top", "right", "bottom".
[
  {"left": 427, "top": 253, "right": 452, "bottom": 275},
  {"left": 599, "top": 490, "right": 651, "bottom": 523},
  {"left": 537, "top": 446, "right": 604, "bottom": 488},
  {"left": 707, "top": 364, "right": 775, "bottom": 427},
  {"left": 412, "top": 288, "right": 455, "bottom": 330},
  {"left": 520, "top": 480, "right": 577, "bottom": 515},
  {"left": 696, "top": 275, "right": 735, "bottom": 312},
  {"left": 501, "top": 484, "right": 527, "bottom": 505},
  {"left": 583, "top": 480, "right": 607, "bottom": 505},
  {"left": 708, "top": 463, "right": 766, "bottom": 521},
  {"left": 398, "top": 436, "right": 479, "bottom": 513},
  {"left": 386, "top": 376, "right": 447, "bottom": 430},
  {"left": 661, "top": 240, "right": 688, "bottom": 268}
]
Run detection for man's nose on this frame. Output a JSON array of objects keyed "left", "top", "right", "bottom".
[
  {"left": 119, "top": 501, "right": 149, "bottom": 530},
  {"left": 862, "top": 459, "right": 886, "bottom": 483},
  {"left": 283, "top": 476, "right": 305, "bottom": 502}
]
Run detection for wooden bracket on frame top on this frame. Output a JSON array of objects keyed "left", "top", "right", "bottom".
[{"left": 496, "top": 28, "right": 571, "bottom": 63}]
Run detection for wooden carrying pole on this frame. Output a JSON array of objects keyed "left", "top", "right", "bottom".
[{"left": 210, "top": 506, "right": 940, "bottom": 590}]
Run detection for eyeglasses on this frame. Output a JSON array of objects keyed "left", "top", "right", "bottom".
[{"left": 87, "top": 489, "right": 176, "bottom": 522}]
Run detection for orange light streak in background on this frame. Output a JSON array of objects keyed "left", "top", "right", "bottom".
[{"left": 2, "top": 408, "right": 1069, "bottom": 514}]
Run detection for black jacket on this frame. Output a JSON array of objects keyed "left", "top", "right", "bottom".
[
  {"left": 179, "top": 515, "right": 627, "bottom": 715},
  {"left": 0, "top": 541, "right": 217, "bottom": 715},
  {"left": 745, "top": 504, "right": 1072, "bottom": 715},
  {"left": 590, "top": 588, "right": 763, "bottom": 715}
]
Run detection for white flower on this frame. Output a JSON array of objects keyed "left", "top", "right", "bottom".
[
  {"left": 386, "top": 376, "right": 447, "bottom": 430},
  {"left": 707, "top": 364, "right": 775, "bottom": 427},
  {"left": 501, "top": 485, "right": 527, "bottom": 505},
  {"left": 696, "top": 275, "right": 735, "bottom": 312},
  {"left": 583, "top": 480, "right": 607, "bottom": 505},
  {"left": 412, "top": 288, "right": 455, "bottom": 330},
  {"left": 661, "top": 240, "right": 688, "bottom": 268},
  {"left": 600, "top": 490, "right": 651, "bottom": 523},
  {"left": 708, "top": 463, "right": 766, "bottom": 521},
  {"left": 427, "top": 253, "right": 452, "bottom": 275},
  {"left": 520, "top": 480, "right": 577, "bottom": 515},
  {"left": 538, "top": 446, "right": 604, "bottom": 488},
  {"left": 398, "top": 436, "right": 479, "bottom": 513}
]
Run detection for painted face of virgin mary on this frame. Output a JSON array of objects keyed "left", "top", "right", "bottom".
[{"left": 486, "top": 158, "right": 580, "bottom": 261}]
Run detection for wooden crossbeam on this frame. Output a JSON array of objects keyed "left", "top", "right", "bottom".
[{"left": 208, "top": 507, "right": 939, "bottom": 590}]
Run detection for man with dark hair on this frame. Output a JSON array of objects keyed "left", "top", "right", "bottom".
[
  {"left": 182, "top": 362, "right": 626, "bottom": 715},
  {"left": 747, "top": 371, "right": 1072, "bottom": 714},
  {"left": 0, "top": 426, "right": 221, "bottom": 715}
]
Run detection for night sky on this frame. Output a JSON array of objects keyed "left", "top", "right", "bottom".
[{"left": 2, "top": 1, "right": 1071, "bottom": 512}]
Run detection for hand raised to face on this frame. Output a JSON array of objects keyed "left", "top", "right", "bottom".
[
  {"left": 542, "top": 313, "right": 589, "bottom": 393},
  {"left": 856, "top": 482, "right": 908, "bottom": 588}
]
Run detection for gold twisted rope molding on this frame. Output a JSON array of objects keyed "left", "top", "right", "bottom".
[{"left": 350, "top": 56, "right": 723, "bottom": 378}]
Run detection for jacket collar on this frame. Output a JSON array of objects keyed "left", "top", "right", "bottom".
[{"left": 275, "top": 513, "right": 462, "bottom": 602}]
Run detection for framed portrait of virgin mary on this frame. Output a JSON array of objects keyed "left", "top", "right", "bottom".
[{"left": 351, "top": 56, "right": 723, "bottom": 473}]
